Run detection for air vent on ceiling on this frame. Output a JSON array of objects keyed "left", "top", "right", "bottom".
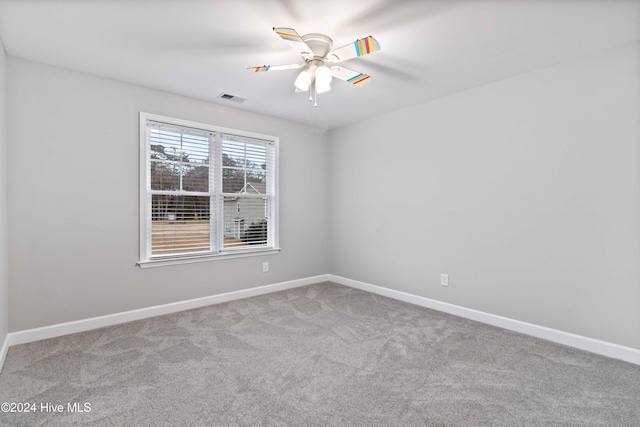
[{"left": 217, "top": 93, "right": 247, "bottom": 104}]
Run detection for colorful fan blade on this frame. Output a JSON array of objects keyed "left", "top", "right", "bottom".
[
  {"left": 330, "top": 66, "right": 372, "bottom": 85},
  {"left": 273, "top": 27, "right": 313, "bottom": 59},
  {"left": 326, "top": 36, "right": 380, "bottom": 63},
  {"left": 247, "top": 64, "right": 304, "bottom": 72},
  {"left": 346, "top": 73, "right": 371, "bottom": 85},
  {"left": 249, "top": 65, "right": 271, "bottom": 72}
]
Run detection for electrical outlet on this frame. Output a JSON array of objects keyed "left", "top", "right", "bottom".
[
  {"left": 262, "top": 262, "right": 269, "bottom": 273},
  {"left": 440, "top": 274, "right": 449, "bottom": 287}
]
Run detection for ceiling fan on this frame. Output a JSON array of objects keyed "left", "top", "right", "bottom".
[{"left": 249, "top": 27, "right": 381, "bottom": 106}]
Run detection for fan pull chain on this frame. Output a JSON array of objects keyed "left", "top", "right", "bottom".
[
  {"left": 313, "top": 79, "right": 318, "bottom": 107},
  {"left": 308, "top": 79, "right": 318, "bottom": 107}
]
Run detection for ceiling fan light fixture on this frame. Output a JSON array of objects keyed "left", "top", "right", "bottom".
[
  {"left": 315, "top": 65, "right": 332, "bottom": 93},
  {"left": 294, "top": 69, "right": 312, "bottom": 91},
  {"left": 316, "top": 82, "right": 331, "bottom": 94}
]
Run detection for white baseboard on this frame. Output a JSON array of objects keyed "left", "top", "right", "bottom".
[
  {"left": 329, "top": 274, "right": 640, "bottom": 365},
  {"left": 0, "top": 333, "right": 9, "bottom": 373},
  {"left": 3, "top": 273, "right": 638, "bottom": 371},
  {"left": 5, "top": 274, "right": 330, "bottom": 349}
]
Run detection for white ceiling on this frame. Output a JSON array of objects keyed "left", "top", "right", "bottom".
[{"left": 0, "top": 0, "right": 639, "bottom": 131}]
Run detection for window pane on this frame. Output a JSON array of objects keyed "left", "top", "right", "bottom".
[
  {"left": 182, "top": 164, "right": 209, "bottom": 192},
  {"left": 222, "top": 139, "right": 267, "bottom": 195},
  {"left": 246, "top": 170, "right": 266, "bottom": 193},
  {"left": 150, "top": 126, "right": 210, "bottom": 193},
  {"left": 245, "top": 144, "right": 266, "bottom": 168},
  {"left": 181, "top": 134, "right": 209, "bottom": 164},
  {"left": 223, "top": 197, "right": 268, "bottom": 248},
  {"left": 222, "top": 141, "right": 246, "bottom": 167},
  {"left": 222, "top": 165, "right": 245, "bottom": 193},
  {"left": 151, "top": 195, "right": 210, "bottom": 256},
  {"left": 150, "top": 128, "right": 210, "bottom": 162},
  {"left": 150, "top": 160, "right": 180, "bottom": 191},
  {"left": 149, "top": 129, "right": 182, "bottom": 160}
]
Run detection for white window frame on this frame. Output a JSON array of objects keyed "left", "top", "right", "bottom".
[{"left": 138, "top": 112, "right": 279, "bottom": 268}]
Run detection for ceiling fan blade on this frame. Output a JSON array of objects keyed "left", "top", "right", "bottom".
[
  {"left": 273, "top": 27, "right": 313, "bottom": 59},
  {"left": 326, "top": 36, "right": 380, "bottom": 63},
  {"left": 248, "top": 64, "right": 304, "bottom": 72},
  {"left": 330, "top": 66, "right": 372, "bottom": 86}
]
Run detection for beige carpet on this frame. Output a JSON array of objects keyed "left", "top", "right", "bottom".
[{"left": 1, "top": 282, "right": 639, "bottom": 426}]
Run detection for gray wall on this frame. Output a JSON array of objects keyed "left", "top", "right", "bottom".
[
  {"left": 5, "top": 41, "right": 640, "bottom": 352},
  {"left": 0, "top": 38, "right": 8, "bottom": 344},
  {"left": 328, "top": 41, "right": 640, "bottom": 349},
  {"left": 7, "top": 58, "right": 329, "bottom": 331}
]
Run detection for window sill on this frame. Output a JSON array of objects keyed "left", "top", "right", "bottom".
[{"left": 137, "top": 247, "right": 281, "bottom": 269}]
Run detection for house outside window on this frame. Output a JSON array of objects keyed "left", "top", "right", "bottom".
[{"left": 138, "top": 112, "right": 279, "bottom": 267}]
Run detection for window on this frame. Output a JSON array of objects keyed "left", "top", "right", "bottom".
[{"left": 139, "top": 112, "right": 278, "bottom": 267}]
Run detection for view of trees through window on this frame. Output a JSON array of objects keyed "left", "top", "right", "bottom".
[{"left": 147, "top": 126, "right": 270, "bottom": 256}]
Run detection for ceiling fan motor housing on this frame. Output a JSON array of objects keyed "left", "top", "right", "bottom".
[{"left": 301, "top": 33, "right": 334, "bottom": 59}]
